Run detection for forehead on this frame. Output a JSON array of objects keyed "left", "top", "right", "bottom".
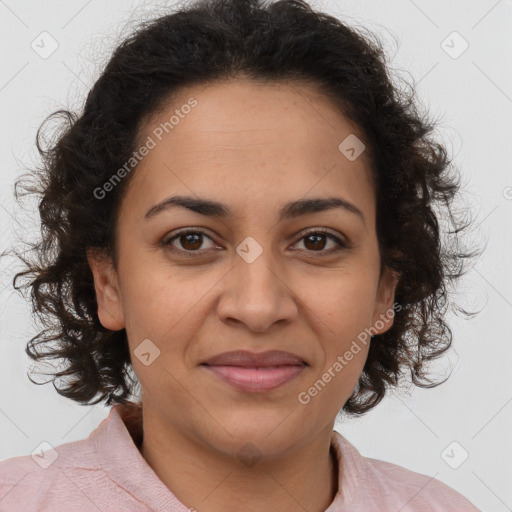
[
  {"left": 140, "top": 78, "right": 365, "bottom": 154},
  {"left": 125, "top": 79, "right": 375, "bottom": 223}
]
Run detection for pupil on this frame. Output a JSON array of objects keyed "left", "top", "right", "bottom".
[
  {"left": 183, "top": 233, "right": 202, "bottom": 250},
  {"left": 306, "top": 234, "right": 325, "bottom": 250}
]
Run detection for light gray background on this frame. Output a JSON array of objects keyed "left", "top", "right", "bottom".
[{"left": 0, "top": 1, "right": 511, "bottom": 511}]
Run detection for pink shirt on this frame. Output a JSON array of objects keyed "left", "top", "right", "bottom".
[{"left": 1, "top": 402, "right": 480, "bottom": 511}]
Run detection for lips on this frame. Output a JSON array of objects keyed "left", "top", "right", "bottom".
[
  {"left": 200, "top": 350, "right": 307, "bottom": 392},
  {"left": 201, "top": 350, "right": 307, "bottom": 367}
]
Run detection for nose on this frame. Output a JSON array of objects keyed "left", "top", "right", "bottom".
[{"left": 216, "top": 248, "right": 299, "bottom": 333}]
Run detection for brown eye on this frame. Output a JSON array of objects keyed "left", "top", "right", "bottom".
[
  {"left": 303, "top": 233, "right": 328, "bottom": 251},
  {"left": 293, "top": 229, "right": 347, "bottom": 254},
  {"left": 178, "top": 232, "right": 203, "bottom": 251},
  {"left": 163, "top": 230, "right": 217, "bottom": 254},
  {"left": 162, "top": 228, "right": 347, "bottom": 257}
]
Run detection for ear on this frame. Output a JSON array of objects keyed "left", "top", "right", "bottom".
[
  {"left": 371, "top": 265, "right": 400, "bottom": 335},
  {"left": 86, "top": 248, "right": 125, "bottom": 331}
]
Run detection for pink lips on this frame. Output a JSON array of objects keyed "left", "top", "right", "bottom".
[{"left": 200, "top": 350, "right": 307, "bottom": 392}]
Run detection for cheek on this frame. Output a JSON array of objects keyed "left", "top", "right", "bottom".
[
  {"left": 298, "top": 342, "right": 368, "bottom": 425},
  {"left": 310, "top": 272, "right": 378, "bottom": 337},
  {"left": 119, "top": 264, "right": 216, "bottom": 371},
  {"left": 306, "top": 271, "right": 376, "bottom": 389},
  {"left": 119, "top": 252, "right": 200, "bottom": 325},
  {"left": 305, "top": 288, "right": 372, "bottom": 418}
]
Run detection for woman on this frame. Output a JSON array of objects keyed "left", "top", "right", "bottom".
[{"left": 0, "top": 0, "right": 481, "bottom": 510}]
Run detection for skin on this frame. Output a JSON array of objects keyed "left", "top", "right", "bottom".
[{"left": 87, "top": 78, "right": 399, "bottom": 512}]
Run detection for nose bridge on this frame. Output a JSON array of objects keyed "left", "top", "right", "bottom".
[
  {"left": 236, "top": 234, "right": 285, "bottom": 302},
  {"left": 237, "top": 238, "right": 280, "bottom": 297}
]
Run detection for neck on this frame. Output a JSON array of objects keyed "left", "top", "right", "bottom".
[{"left": 138, "top": 407, "right": 339, "bottom": 512}]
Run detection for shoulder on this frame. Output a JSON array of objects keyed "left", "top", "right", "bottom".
[
  {"left": 332, "top": 431, "right": 480, "bottom": 511},
  {"left": 0, "top": 405, "right": 150, "bottom": 512},
  {"left": 0, "top": 436, "right": 104, "bottom": 512},
  {"left": 364, "top": 455, "right": 479, "bottom": 511}
]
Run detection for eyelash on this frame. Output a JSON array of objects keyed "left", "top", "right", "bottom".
[{"left": 162, "top": 228, "right": 348, "bottom": 257}]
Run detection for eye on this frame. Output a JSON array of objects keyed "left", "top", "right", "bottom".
[
  {"left": 162, "top": 230, "right": 218, "bottom": 255},
  {"left": 162, "top": 228, "right": 348, "bottom": 256},
  {"left": 292, "top": 228, "right": 348, "bottom": 255}
]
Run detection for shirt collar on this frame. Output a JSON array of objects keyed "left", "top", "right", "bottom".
[
  {"left": 91, "top": 402, "right": 189, "bottom": 511},
  {"left": 92, "top": 402, "right": 364, "bottom": 511}
]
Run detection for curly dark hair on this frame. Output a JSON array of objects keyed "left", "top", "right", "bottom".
[{"left": 9, "top": 0, "right": 480, "bottom": 416}]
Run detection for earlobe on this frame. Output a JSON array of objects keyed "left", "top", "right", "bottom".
[{"left": 86, "top": 248, "right": 125, "bottom": 331}]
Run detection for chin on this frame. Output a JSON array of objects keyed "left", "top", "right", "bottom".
[{"left": 208, "top": 409, "right": 306, "bottom": 453}]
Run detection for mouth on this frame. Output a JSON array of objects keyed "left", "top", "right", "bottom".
[{"left": 200, "top": 350, "right": 308, "bottom": 392}]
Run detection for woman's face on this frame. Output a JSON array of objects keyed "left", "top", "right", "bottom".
[{"left": 89, "top": 78, "right": 398, "bottom": 457}]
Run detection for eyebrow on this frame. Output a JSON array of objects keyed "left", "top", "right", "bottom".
[{"left": 144, "top": 195, "right": 366, "bottom": 226}]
